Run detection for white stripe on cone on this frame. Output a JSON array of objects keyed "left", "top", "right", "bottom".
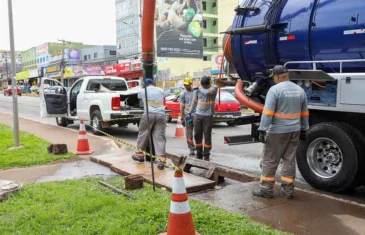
[
  {"left": 79, "top": 123, "right": 86, "bottom": 131},
  {"left": 78, "top": 135, "right": 88, "bottom": 140},
  {"left": 170, "top": 201, "right": 191, "bottom": 214},
  {"left": 172, "top": 177, "right": 187, "bottom": 194},
  {"left": 344, "top": 28, "right": 365, "bottom": 35}
]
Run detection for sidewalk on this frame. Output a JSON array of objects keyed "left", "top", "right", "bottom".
[
  {"left": 0, "top": 113, "right": 118, "bottom": 156},
  {"left": 191, "top": 180, "right": 365, "bottom": 235},
  {"left": 0, "top": 112, "right": 121, "bottom": 184}
]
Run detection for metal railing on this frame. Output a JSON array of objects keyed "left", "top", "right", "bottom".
[{"left": 284, "top": 59, "right": 365, "bottom": 73}]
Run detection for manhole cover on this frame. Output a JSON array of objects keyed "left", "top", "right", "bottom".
[{"left": 0, "top": 180, "right": 21, "bottom": 201}]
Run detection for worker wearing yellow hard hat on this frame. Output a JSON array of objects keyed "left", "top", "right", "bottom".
[
  {"left": 181, "top": 77, "right": 196, "bottom": 156},
  {"left": 183, "top": 77, "right": 193, "bottom": 85}
]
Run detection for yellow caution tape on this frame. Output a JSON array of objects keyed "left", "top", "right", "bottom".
[{"left": 85, "top": 123, "right": 176, "bottom": 168}]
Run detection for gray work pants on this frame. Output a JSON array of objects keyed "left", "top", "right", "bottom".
[
  {"left": 193, "top": 114, "right": 213, "bottom": 157},
  {"left": 260, "top": 131, "right": 300, "bottom": 193},
  {"left": 185, "top": 116, "right": 195, "bottom": 150},
  {"left": 136, "top": 113, "right": 166, "bottom": 157}
]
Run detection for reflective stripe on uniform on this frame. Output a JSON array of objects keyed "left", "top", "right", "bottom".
[
  {"left": 204, "top": 144, "right": 212, "bottom": 148},
  {"left": 170, "top": 201, "right": 191, "bottom": 214},
  {"left": 187, "top": 138, "right": 193, "bottom": 143},
  {"left": 263, "top": 109, "right": 309, "bottom": 119},
  {"left": 196, "top": 143, "right": 203, "bottom": 147},
  {"left": 197, "top": 101, "right": 215, "bottom": 107},
  {"left": 301, "top": 111, "right": 309, "bottom": 117},
  {"left": 281, "top": 176, "right": 295, "bottom": 184},
  {"left": 260, "top": 175, "right": 275, "bottom": 183},
  {"left": 148, "top": 101, "right": 164, "bottom": 106}
]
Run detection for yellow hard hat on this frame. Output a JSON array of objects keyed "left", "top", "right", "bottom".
[{"left": 183, "top": 77, "right": 193, "bottom": 85}]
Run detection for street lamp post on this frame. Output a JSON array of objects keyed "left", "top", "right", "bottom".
[{"left": 7, "top": 0, "right": 20, "bottom": 147}]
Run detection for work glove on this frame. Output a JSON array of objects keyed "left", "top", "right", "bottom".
[
  {"left": 258, "top": 131, "right": 267, "bottom": 144},
  {"left": 186, "top": 115, "right": 193, "bottom": 125},
  {"left": 300, "top": 130, "right": 307, "bottom": 141},
  {"left": 181, "top": 119, "right": 186, "bottom": 127}
]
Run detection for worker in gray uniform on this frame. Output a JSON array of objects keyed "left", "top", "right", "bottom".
[
  {"left": 132, "top": 78, "right": 167, "bottom": 170},
  {"left": 188, "top": 76, "right": 218, "bottom": 161},
  {"left": 180, "top": 77, "right": 196, "bottom": 156},
  {"left": 253, "top": 65, "right": 309, "bottom": 199}
]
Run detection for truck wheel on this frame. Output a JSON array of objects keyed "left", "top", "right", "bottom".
[
  {"left": 90, "top": 110, "right": 104, "bottom": 135},
  {"left": 297, "top": 122, "right": 364, "bottom": 193},
  {"left": 166, "top": 116, "right": 172, "bottom": 123},
  {"left": 56, "top": 117, "right": 68, "bottom": 127}
]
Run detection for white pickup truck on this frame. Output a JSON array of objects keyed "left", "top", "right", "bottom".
[{"left": 40, "top": 76, "right": 144, "bottom": 135}]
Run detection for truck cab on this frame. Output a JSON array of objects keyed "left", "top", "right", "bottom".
[{"left": 40, "top": 76, "right": 144, "bottom": 135}]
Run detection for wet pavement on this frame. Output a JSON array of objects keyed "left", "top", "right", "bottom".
[{"left": 191, "top": 180, "right": 365, "bottom": 235}]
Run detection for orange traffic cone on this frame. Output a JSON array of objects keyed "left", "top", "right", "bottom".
[
  {"left": 76, "top": 120, "right": 94, "bottom": 155},
  {"left": 174, "top": 116, "right": 185, "bottom": 138},
  {"left": 159, "top": 168, "right": 200, "bottom": 235}
]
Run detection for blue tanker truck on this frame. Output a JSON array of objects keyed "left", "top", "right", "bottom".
[{"left": 224, "top": 0, "right": 365, "bottom": 193}]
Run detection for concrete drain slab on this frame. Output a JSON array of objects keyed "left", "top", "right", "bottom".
[
  {"left": 0, "top": 180, "right": 22, "bottom": 201},
  {"left": 91, "top": 154, "right": 216, "bottom": 193}
]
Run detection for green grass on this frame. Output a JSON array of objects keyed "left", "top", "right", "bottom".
[
  {"left": 0, "top": 177, "right": 288, "bottom": 235},
  {"left": 0, "top": 124, "right": 75, "bottom": 170}
]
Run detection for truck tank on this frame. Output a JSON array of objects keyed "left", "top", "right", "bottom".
[{"left": 226, "top": 0, "right": 365, "bottom": 82}]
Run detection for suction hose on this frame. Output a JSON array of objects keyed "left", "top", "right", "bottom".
[
  {"left": 142, "top": 0, "right": 156, "bottom": 80},
  {"left": 235, "top": 80, "right": 264, "bottom": 113}
]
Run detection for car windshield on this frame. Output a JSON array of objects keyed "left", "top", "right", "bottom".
[
  {"left": 216, "top": 92, "right": 237, "bottom": 102},
  {"left": 87, "top": 79, "right": 127, "bottom": 91}
]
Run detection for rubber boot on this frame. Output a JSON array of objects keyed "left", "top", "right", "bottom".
[
  {"left": 196, "top": 152, "right": 203, "bottom": 160},
  {"left": 252, "top": 182, "right": 274, "bottom": 198},
  {"left": 281, "top": 183, "right": 294, "bottom": 199},
  {"left": 203, "top": 154, "right": 210, "bottom": 162},
  {"left": 189, "top": 147, "right": 195, "bottom": 156}
]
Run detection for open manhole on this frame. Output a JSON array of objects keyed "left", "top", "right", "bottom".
[{"left": 0, "top": 180, "right": 22, "bottom": 201}]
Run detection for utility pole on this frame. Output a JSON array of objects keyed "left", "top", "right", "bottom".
[
  {"left": 7, "top": 0, "right": 20, "bottom": 147},
  {"left": 58, "top": 39, "right": 71, "bottom": 86}
]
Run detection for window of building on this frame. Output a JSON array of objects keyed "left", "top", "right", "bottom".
[
  {"left": 203, "top": 20, "right": 207, "bottom": 29},
  {"left": 212, "top": 2, "right": 217, "bottom": 8},
  {"left": 203, "top": 1, "right": 206, "bottom": 11},
  {"left": 84, "top": 55, "right": 87, "bottom": 61},
  {"left": 88, "top": 54, "right": 91, "bottom": 59},
  {"left": 203, "top": 38, "right": 207, "bottom": 47},
  {"left": 94, "top": 52, "right": 98, "bottom": 58},
  {"left": 203, "top": 56, "right": 208, "bottom": 61},
  {"left": 37, "top": 59, "right": 39, "bottom": 63},
  {"left": 110, "top": 51, "right": 116, "bottom": 55},
  {"left": 213, "top": 20, "right": 217, "bottom": 26}
]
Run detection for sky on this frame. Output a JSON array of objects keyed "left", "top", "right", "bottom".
[{"left": 0, "top": 0, "right": 116, "bottom": 51}]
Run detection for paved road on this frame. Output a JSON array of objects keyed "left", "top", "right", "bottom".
[
  {"left": 0, "top": 95, "right": 268, "bottom": 176},
  {"left": 2, "top": 95, "right": 365, "bottom": 204}
]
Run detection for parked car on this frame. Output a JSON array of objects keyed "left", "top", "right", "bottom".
[
  {"left": 40, "top": 76, "right": 145, "bottom": 135},
  {"left": 3, "top": 86, "right": 22, "bottom": 96},
  {"left": 163, "top": 87, "right": 184, "bottom": 97},
  {"left": 165, "top": 91, "right": 241, "bottom": 126}
]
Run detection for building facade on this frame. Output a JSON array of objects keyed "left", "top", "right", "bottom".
[
  {"left": 0, "top": 50, "right": 22, "bottom": 86},
  {"left": 80, "top": 45, "right": 118, "bottom": 66},
  {"left": 114, "top": 0, "right": 237, "bottom": 79},
  {"left": 115, "top": 0, "right": 142, "bottom": 60}
]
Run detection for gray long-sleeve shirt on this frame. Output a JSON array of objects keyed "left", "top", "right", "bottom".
[
  {"left": 189, "top": 85, "right": 218, "bottom": 116},
  {"left": 259, "top": 81, "right": 309, "bottom": 134},
  {"left": 180, "top": 90, "right": 196, "bottom": 116}
]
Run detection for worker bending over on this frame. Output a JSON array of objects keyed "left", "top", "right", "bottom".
[
  {"left": 180, "top": 77, "right": 196, "bottom": 156},
  {"left": 253, "top": 65, "right": 309, "bottom": 199},
  {"left": 188, "top": 76, "right": 218, "bottom": 161},
  {"left": 132, "top": 78, "right": 167, "bottom": 170}
]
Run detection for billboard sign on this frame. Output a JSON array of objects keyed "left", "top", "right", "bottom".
[
  {"left": 156, "top": 0, "right": 203, "bottom": 58},
  {"left": 36, "top": 44, "right": 48, "bottom": 56},
  {"left": 66, "top": 49, "right": 80, "bottom": 61}
]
